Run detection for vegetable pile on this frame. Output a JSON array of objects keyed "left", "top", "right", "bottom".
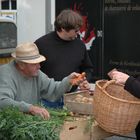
[{"left": 0, "top": 107, "right": 70, "bottom": 140}]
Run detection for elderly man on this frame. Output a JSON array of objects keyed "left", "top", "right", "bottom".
[{"left": 0, "top": 42, "right": 89, "bottom": 119}]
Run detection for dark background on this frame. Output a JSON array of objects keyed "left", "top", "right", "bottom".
[{"left": 104, "top": 0, "right": 140, "bottom": 78}]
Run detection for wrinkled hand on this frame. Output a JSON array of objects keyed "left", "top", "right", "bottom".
[
  {"left": 69, "top": 72, "right": 86, "bottom": 86},
  {"left": 29, "top": 105, "right": 50, "bottom": 119},
  {"left": 111, "top": 71, "right": 129, "bottom": 85},
  {"left": 78, "top": 80, "right": 90, "bottom": 90}
]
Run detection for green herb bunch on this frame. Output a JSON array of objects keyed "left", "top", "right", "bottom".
[{"left": 0, "top": 107, "right": 69, "bottom": 140}]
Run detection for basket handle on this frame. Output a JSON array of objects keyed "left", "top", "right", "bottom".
[{"left": 102, "top": 80, "right": 116, "bottom": 90}]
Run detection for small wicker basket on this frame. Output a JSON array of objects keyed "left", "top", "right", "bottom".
[{"left": 93, "top": 80, "right": 140, "bottom": 135}]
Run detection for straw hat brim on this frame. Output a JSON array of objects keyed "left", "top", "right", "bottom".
[{"left": 11, "top": 52, "right": 46, "bottom": 64}]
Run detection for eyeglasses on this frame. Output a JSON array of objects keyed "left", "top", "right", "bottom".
[{"left": 74, "top": 28, "right": 80, "bottom": 33}]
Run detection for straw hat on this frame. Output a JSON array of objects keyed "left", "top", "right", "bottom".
[{"left": 11, "top": 42, "right": 46, "bottom": 63}]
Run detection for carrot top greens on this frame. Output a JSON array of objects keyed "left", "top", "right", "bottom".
[{"left": 0, "top": 107, "right": 69, "bottom": 140}]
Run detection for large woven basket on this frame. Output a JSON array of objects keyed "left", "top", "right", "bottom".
[{"left": 93, "top": 80, "right": 140, "bottom": 135}]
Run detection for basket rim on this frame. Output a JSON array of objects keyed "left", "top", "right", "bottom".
[{"left": 96, "top": 80, "right": 140, "bottom": 104}]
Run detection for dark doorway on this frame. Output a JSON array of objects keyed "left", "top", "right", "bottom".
[{"left": 104, "top": 0, "right": 140, "bottom": 78}]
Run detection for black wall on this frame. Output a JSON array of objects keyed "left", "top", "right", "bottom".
[{"left": 104, "top": 0, "right": 140, "bottom": 78}]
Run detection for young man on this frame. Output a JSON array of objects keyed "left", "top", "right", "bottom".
[
  {"left": 0, "top": 42, "right": 89, "bottom": 119},
  {"left": 35, "top": 9, "right": 93, "bottom": 108}
]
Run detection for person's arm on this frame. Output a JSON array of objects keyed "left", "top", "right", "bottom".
[
  {"left": 40, "top": 72, "right": 88, "bottom": 101},
  {"left": 0, "top": 79, "right": 51, "bottom": 119},
  {"left": 0, "top": 92, "right": 50, "bottom": 118},
  {"left": 109, "top": 70, "right": 140, "bottom": 98},
  {"left": 124, "top": 76, "right": 140, "bottom": 98},
  {"left": 0, "top": 88, "right": 32, "bottom": 112},
  {"left": 0, "top": 68, "right": 32, "bottom": 112}
]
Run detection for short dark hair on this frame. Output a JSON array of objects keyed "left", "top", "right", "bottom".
[{"left": 55, "top": 9, "right": 83, "bottom": 32}]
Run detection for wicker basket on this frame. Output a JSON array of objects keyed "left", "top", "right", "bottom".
[{"left": 93, "top": 80, "right": 140, "bottom": 135}]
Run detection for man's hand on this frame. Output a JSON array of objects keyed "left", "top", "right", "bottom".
[
  {"left": 69, "top": 72, "right": 90, "bottom": 90},
  {"left": 69, "top": 72, "right": 86, "bottom": 85},
  {"left": 78, "top": 80, "right": 90, "bottom": 90},
  {"left": 29, "top": 105, "right": 50, "bottom": 119}
]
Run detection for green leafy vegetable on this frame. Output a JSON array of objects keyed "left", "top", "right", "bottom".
[{"left": 0, "top": 107, "right": 69, "bottom": 140}]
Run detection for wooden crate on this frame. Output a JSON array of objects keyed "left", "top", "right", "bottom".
[
  {"left": 64, "top": 91, "right": 94, "bottom": 115},
  {"left": 60, "top": 117, "right": 113, "bottom": 140},
  {"left": 60, "top": 116, "right": 92, "bottom": 140}
]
